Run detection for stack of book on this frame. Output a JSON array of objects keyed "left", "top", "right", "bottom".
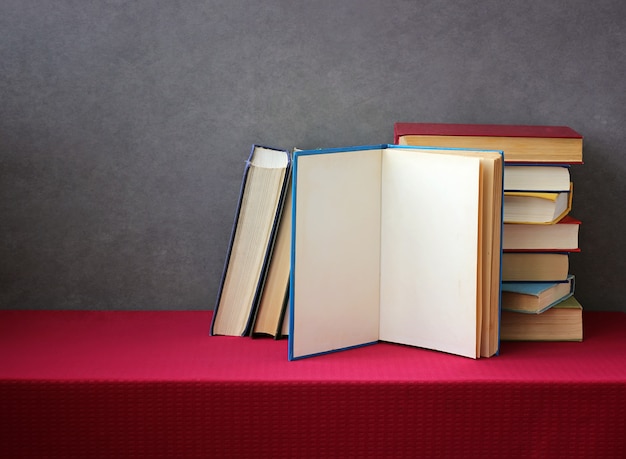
[
  {"left": 394, "top": 123, "right": 584, "bottom": 341},
  {"left": 211, "top": 125, "right": 586, "bottom": 357}
]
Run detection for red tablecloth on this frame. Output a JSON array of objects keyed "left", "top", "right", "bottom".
[{"left": 1, "top": 310, "right": 625, "bottom": 458}]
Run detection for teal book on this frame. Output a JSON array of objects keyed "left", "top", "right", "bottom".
[
  {"left": 289, "top": 144, "right": 503, "bottom": 360},
  {"left": 501, "top": 275, "right": 575, "bottom": 314}
]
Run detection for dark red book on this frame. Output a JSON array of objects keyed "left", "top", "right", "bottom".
[{"left": 394, "top": 122, "right": 583, "bottom": 164}]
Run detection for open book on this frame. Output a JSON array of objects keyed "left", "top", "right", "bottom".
[{"left": 289, "top": 144, "right": 503, "bottom": 360}]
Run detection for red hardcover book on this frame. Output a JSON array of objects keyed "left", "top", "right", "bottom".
[
  {"left": 394, "top": 122, "right": 583, "bottom": 164},
  {"left": 503, "top": 215, "right": 581, "bottom": 252}
]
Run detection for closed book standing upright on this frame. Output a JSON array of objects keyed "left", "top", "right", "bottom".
[
  {"left": 211, "top": 145, "right": 291, "bottom": 337},
  {"left": 250, "top": 176, "right": 293, "bottom": 338}
]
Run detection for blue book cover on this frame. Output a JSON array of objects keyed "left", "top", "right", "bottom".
[{"left": 502, "top": 275, "right": 575, "bottom": 314}]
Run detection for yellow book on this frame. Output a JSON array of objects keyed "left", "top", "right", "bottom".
[{"left": 503, "top": 183, "right": 573, "bottom": 224}]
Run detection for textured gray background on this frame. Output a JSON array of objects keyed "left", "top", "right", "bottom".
[{"left": 1, "top": 0, "right": 624, "bottom": 311}]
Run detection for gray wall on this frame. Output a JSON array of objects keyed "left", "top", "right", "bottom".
[{"left": 1, "top": 0, "right": 624, "bottom": 312}]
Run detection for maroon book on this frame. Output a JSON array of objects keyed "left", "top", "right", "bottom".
[{"left": 394, "top": 122, "right": 583, "bottom": 163}]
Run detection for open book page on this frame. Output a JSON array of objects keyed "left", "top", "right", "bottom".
[
  {"left": 290, "top": 148, "right": 382, "bottom": 359},
  {"left": 379, "top": 149, "right": 481, "bottom": 358}
]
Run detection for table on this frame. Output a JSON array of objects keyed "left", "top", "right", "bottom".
[{"left": 1, "top": 310, "right": 625, "bottom": 458}]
